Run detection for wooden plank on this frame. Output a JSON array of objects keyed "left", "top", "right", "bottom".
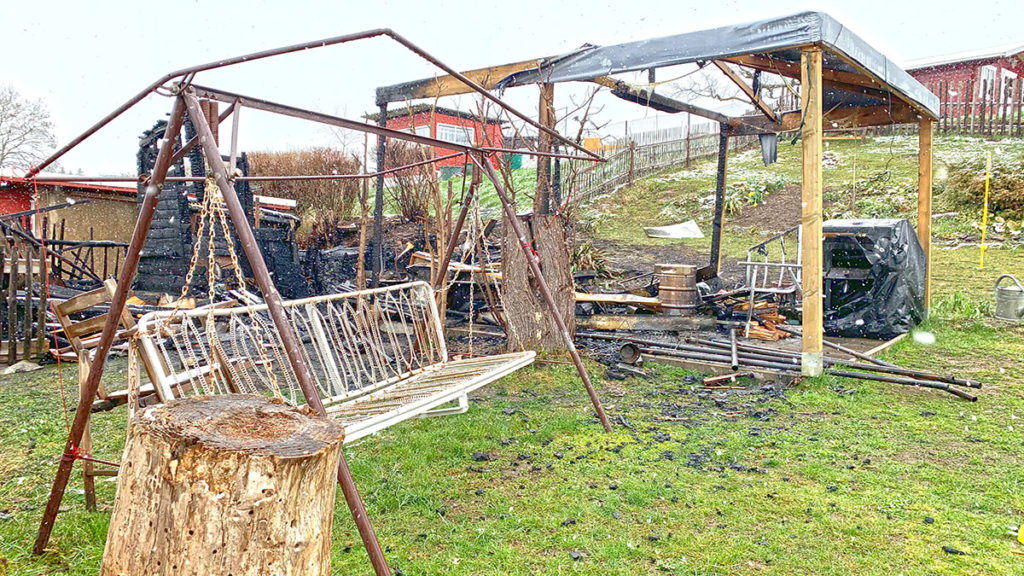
[
  {"left": 8, "top": 243, "right": 19, "bottom": 366},
  {"left": 712, "top": 61, "right": 777, "bottom": 122},
  {"left": 576, "top": 314, "right": 715, "bottom": 332},
  {"left": 1011, "top": 76, "right": 1019, "bottom": 136},
  {"left": 862, "top": 333, "right": 907, "bottom": 358},
  {"left": 731, "top": 101, "right": 921, "bottom": 134},
  {"left": 575, "top": 292, "right": 662, "bottom": 309},
  {"left": 918, "top": 119, "right": 934, "bottom": 314},
  {"left": 1000, "top": 77, "right": 1009, "bottom": 135},
  {"left": 36, "top": 244, "right": 47, "bottom": 357},
  {"left": 22, "top": 247, "right": 33, "bottom": 362},
  {"left": 375, "top": 57, "right": 547, "bottom": 103},
  {"left": 800, "top": 48, "right": 824, "bottom": 377},
  {"left": 65, "top": 313, "right": 110, "bottom": 340},
  {"left": 55, "top": 284, "right": 116, "bottom": 317}
]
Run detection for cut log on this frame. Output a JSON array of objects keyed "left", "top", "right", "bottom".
[{"left": 100, "top": 394, "right": 345, "bottom": 576}]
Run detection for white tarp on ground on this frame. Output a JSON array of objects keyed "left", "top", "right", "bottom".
[{"left": 644, "top": 220, "right": 704, "bottom": 239}]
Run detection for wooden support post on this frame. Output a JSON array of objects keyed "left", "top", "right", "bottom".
[
  {"left": 370, "top": 104, "right": 388, "bottom": 288},
  {"left": 918, "top": 118, "right": 934, "bottom": 315},
  {"left": 536, "top": 83, "right": 555, "bottom": 214},
  {"left": 800, "top": 47, "right": 824, "bottom": 377},
  {"left": 708, "top": 124, "right": 729, "bottom": 278}
]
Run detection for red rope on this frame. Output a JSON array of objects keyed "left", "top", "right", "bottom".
[{"left": 29, "top": 173, "right": 70, "bottom": 432}]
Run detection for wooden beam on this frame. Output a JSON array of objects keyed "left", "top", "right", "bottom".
[
  {"left": 730, "top": 101, "right": 922, "bottom": 135},
  {"left": 375, "top": 57, "right": 546, "bottom": 104},
  {"left": 723, "top": 54, "right": 892, "bottom": 98},
  {"left": 576, "top": 314, "right": 715, "bottom": 332},
  {"left": 800, "top": 47, "right": 824, "bottom": 377},
  {"left": 712, "top": 61, "right": 777, "bottom": 122},
  {"left": 710, "top": 126, "right": 729, "bottom": 275},
  {"left": 918, "top": 118, "right": 934, "bottom": 314},
  {"left": 536, "top": 83, "right": 555, "bottom": 214},
  {"left": 592, "top": 76, "right": 732, "bottom": 124}
]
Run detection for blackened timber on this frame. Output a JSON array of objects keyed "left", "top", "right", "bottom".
[
  {"left": 701, "top": 125, "right": 729, "bottom": 280},
  {"left": 371, "top": 103, "right": 387, "bottom": 288},
  {"left": 592, "top": 76, "right": 731, "bottom": 124}
]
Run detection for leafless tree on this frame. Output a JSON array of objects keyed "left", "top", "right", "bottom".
[
  {"left": 671, "top": 64, "right": 796, "bottom": 111},
  {"left": 0, "top": 84, "right": 57, "bottom": 169}
]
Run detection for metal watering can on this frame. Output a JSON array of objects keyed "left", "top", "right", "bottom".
[{"left": 995, "top": 274, "right": 1024, "bottom": 323}]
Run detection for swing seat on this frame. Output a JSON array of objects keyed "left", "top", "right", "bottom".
[{"left": 136, "top": 281, "right": 534, "bottom": 444}]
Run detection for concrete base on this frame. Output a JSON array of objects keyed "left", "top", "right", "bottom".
[{"left": 801, "top": 352, "right": 824, "bottom": 377}]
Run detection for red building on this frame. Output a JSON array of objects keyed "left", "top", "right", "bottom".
[
  {"left": 905, "top": 43, "right": 1024, "bottom": 97},
  {"left": 366, "top": 104, "right": 504, "bottom": 171},
  {"left": 0, "top": 173, "right": 138, "bottom": 244}
]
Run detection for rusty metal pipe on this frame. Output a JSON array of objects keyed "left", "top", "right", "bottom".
[
  {"left": 474, "top": 155, "right": 612, "bottom": 432},
  {"left": 182, "top": 92, "right": 392, "bottom": 576},
  {"left": 30, "top": 27, "right": 600, "bottom": 177},
  {"left": 729, "top": 328, "right": 739, "bottom": 370},
  {"left": 33, "top": 97, "right": 187, "bottom": 555}
]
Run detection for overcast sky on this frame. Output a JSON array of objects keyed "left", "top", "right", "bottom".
[{"left": 3, "top": 0, "right": 1022, "bottom": 175}]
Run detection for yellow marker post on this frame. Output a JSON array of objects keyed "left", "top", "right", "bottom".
[{"left": 980, "top": 151, "right": 991, "bottom": 269}]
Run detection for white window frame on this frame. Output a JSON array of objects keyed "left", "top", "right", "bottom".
[
  {"left": 436, "top": 123, "right": 475, "bottom": 146},
  {"left": 408, "top": 124, "right": 430, "bottom": 137}
]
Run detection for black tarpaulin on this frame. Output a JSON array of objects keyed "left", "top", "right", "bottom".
[
  {"left": 496, "top": 11, "right": 939, "bottom": 119},
  {"left": 822, "top": 218, "right": 926, "bottom": 339}
]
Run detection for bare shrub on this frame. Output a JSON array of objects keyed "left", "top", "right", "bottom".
[
  {"left": 385, "top": 142, "right": 436, "bottom": 222},
  {"left": 247, "top": 147, "right": 361, "bottom": 243}
]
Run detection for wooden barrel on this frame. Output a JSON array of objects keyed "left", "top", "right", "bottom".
[{"left": 655, "top": 264, "right": 698, "bottom": 315}]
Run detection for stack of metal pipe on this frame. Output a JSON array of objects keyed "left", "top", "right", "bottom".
[{"left": 581, "top": 331, "right": 980, "bottom": 402}]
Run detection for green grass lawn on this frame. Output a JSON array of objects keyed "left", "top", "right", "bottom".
[{"left": 2, "top": 136, "right": 1024, "bottom": 575}]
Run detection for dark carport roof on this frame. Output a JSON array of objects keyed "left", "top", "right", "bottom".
[
  {"left": 495, "top": 12, "right": 938, "bottom": 119},
  {"left": 376, "top": 11, "right": 939, "bottom": 126}
]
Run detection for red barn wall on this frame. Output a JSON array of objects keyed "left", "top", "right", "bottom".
[{"left": 911, "top": 56, "right": 1024, "bottom": 88}]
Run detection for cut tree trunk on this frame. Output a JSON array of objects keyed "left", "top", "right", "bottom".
[
  {"left": 501, "top": 213, "right": 575, "bottom": 351},
  {"left": 100, "top": 395, "right": 345, "bottom": 576}
]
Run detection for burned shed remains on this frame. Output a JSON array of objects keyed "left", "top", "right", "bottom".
[
  {"left": 135, "top": 116, "right": 308, "bottom": 299},
  {"left": 823, "top": 219, "right": 926, "bottom": 339},
  {"left": 377, "top": 10, "right": 942, "bottom": 376}
]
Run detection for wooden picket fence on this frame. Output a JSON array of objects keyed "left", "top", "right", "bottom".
[
  {"left": 563, "top": 123, "right": 756, "bottom": 203},
  {"left": 922, "top": 77, "right": 1024, "bottom": 137}
]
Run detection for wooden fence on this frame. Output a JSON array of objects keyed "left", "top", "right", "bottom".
[
  {"left": 1, "top": 235, "right": 48, "bottom": 365},
  {"left": 777, "top": 78, "right": 1024, "bottom": 137},
  {"left": 563, "top": 124, "right": 757, "bottom": 203},
  {"left": 922, "top": 77, "right": 1024, "bottom": 137}
]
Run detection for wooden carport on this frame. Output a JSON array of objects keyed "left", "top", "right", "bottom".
[{"left": 376, "top": 11, "right": 940, "bottom": 376}]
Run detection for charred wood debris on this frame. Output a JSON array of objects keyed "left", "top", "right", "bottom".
[{"left": 22, "top": 121, "right": 977, "bottom": 402}]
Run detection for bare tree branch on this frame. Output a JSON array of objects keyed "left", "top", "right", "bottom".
[{"left": 0, "top": 85, "right": 57, "bottom": 169}]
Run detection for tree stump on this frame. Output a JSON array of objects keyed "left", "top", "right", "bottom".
[
  {"left": 100, "top": 394, "right": 345, "bottom": 576},
  {"left": 501, "top": 213, "right": 575, "bottom": 351}
]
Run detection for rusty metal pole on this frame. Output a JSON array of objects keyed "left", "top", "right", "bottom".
[
  {"left": 474, "top": 155, "right": 612, "bottom": 432},
  {"left": 182, "top": 92, "right": 392, "bottom": 576},
  {"left": 34, "top": 96, "right": 187, "bottom": 555}
]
